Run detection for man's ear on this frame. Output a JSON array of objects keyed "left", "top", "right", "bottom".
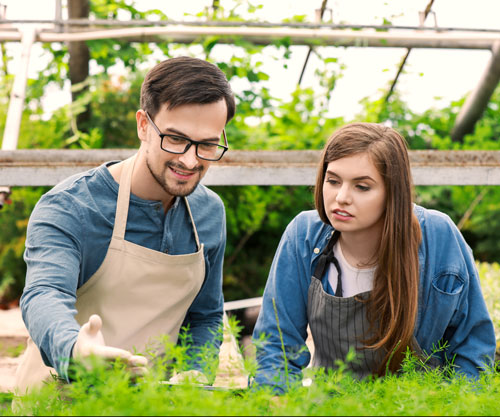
[{"left": 136, "top": 110, "right": 148, "bottom": 142}]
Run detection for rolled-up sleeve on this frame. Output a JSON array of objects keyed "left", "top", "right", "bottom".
[
  {"left": 252, "top": 218, "right": 313, "bottom": 393},
  {"left": 21, "top": 192, "right": 83, "bottom": 381}
]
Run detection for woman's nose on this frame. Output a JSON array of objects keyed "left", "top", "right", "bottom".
[{"left": 336, "top": 185, "right": 352, "bottom": 204}]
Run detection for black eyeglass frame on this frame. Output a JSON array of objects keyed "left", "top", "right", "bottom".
[{"left": 144, "top": 111, "right": 228, "bottom": 162}]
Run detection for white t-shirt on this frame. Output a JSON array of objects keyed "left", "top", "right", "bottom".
[{"left": 327, "top": 241, "right": 376, "bottom": 297}]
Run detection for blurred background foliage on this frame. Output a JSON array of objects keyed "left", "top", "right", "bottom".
[{"left": 1, "top": 0, "right": 500, "bottom": 304}]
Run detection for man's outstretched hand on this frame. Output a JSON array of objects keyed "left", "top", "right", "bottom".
[{"left": 72, "top": 314, "right": 148, "bottom": 374}]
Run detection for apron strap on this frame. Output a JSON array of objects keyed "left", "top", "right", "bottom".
[
  {"left": 112, "top": 155, "right": 136, "bottom": 240},
  {"left": 183, "top": 196, "right": 202, "bottom": 251},
  {"left": 312, "top": 230, "right": 343, "bottom": 297}
]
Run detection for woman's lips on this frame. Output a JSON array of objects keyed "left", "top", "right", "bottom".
[{"left": 332, "top": 209, "right": 354, "bottom": 221}]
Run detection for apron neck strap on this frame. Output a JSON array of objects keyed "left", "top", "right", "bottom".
[
  {"left": 313, "top": 230, "right": 343, "bottom": 297},
  {"left": 183, "top": 196, "right": 202, "bottom": 251},
  {"left": 113, "top": 155, "right": 136, "bottom": 239}
]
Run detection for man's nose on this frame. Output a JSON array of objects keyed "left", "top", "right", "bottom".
[{"left": 178, "top": 144, "right": 199, "bottom": 169}]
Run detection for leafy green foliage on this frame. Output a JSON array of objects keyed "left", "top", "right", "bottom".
[
  {"left": 377, "top": 88, "right": 500, "bottom": 263},
  {"left": 216, "top": 185, "right": 313, "bottom": 300},
  {"left": 1, "top": 0, "right": 500, "bottom": 305},
  {"left": 12, "top": 369, "right": 500, "bottom": 416},
  {"left": 2, "top": 265, "right": 500, "bottom": 414},
  {"left": 5, "top": 313, "right": 500, "bottom": 416},
  {"left": 478, "top": 262, "right": 500, "bottom": 340},
  {"left": 0, "top": 187, "right": 48, "bottom": 304},
  {"left": 0, "top": 393, "right": 12, "bottom": 412},
  {"left": 83, "top": 73, "right": 144, "bottom": 148}
]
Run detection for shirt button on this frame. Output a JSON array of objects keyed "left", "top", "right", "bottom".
[{"left": 313, "top": 248, "right": 320, "bottom": 254}]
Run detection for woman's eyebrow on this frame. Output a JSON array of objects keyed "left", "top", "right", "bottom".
[
  {"left": 325, "top": 170, "right": 376, "bottom": 182},
  {"left": 325, "top": 170, "right": 340, "bottom": 177},
  {"left": 353, "top": 175, "right": 376, "bottom": 182}
]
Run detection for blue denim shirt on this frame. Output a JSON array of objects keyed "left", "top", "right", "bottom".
[
  {"left": 252, "top": 205, "right": 496, "bottom": 392},
  {"left": 21, "top": 161, "right": 226, "bottom": 380}
]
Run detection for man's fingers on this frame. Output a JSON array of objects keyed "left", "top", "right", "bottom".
[
  {"left": 129, "top": 354, "right": 148, "bottom": 367},
  {"left": 88, "top": 314, "right": 103, "bottom": 334},
  {"left": 129, "top": 366, "right": 149, "bottom": 377},
  {"left": 74, "top": 316, "right": 148, "bottom": 371},
  {"left": 89, "top": 344, "right": 133, "bottom": 361},
  {"left": 88, "top": 345, "right": 148, "bottom": 367}
]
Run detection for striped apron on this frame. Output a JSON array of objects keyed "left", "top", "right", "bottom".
[{"left": 307, "top": 232, "right": 440, "bottom": 378}]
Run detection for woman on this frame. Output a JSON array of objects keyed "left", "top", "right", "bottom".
[{"left": 252, "top": 123, "right": 496, "bottom": 393}]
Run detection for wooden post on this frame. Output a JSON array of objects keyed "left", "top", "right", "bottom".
[{"left": 67, "top": 0, "right": 91, "bottom": 131}]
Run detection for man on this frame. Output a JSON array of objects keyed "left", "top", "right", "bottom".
[{"left": 15, "top": 56, "right": 235, "bottom": 392}]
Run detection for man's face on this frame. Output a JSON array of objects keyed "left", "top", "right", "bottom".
[{"left": 137, "top": 100, "right": 227, "bottom": 199}]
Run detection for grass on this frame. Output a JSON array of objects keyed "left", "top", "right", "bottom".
[
  {"left": 0, "top": 393, "right": 12, "bottom": 411},
  {"left": 5, "top": 356, "right": 500, "bottom": 416},
  {"left": 477, "top": 262, "right": 500, "bottom": 336},
  {"left": 2, "top": 262, "right": 500, "bottom": 416}
]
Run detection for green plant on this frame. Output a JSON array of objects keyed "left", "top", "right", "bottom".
[
  {"left": 0, "top": 187, "right": 48, "bottom": 305},
  {"left": 2, "top": 0, "right": 500, "bottom": 314},
  {"left": 6, "top": 313, "right": 500, "bottom": 416},
  {"left": 0, "top": 393, "right": 12, "bottom": 412},
  {"left": 478, "top": 262, "right": 500, "bottom": 341}
]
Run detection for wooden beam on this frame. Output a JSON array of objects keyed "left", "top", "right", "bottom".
[
  {"left": 451, "top": 41, "right": 500, "bottom": 142},
  {"left": 1, "top": 149, "right": 500, "bottom": 186}
]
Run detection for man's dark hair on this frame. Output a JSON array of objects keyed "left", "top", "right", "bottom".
[{"left": 140, "top": 56, "right": 235, "bottom": 123}]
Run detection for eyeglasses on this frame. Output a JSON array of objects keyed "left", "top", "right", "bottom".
[{"left": 145, "top": 111, "right": 228, "bottom": 162}]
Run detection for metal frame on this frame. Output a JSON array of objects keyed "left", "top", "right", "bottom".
[
  {"left": 1, "top": 25, "right": 500, "bottom": 49},
  {"left": 0, "top": 26, "right": 36, "bottom": 207}
]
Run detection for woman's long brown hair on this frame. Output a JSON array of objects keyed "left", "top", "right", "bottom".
[{"left": 314, "top": 123, "right": 422, "bottom": 375}]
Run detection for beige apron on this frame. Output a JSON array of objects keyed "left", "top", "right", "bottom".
[{"left": 15, "top": 155, "right": 206, "bottom": 393}]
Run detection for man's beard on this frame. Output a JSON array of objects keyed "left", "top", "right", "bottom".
[{"left": 146, "top": 158, "right": 204, "bottom": 197}]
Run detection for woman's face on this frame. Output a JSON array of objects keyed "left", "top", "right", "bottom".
[{"left": 323, "top": 152, "right": 387, "bottom": 236}]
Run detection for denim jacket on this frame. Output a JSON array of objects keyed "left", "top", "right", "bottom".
[{"left": 252, "top": 205, "right": 496, "bottom": 392}]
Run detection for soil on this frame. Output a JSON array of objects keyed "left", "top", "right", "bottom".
[{"left": 0, "top": 308, "right": 28, "bottom": 393}]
